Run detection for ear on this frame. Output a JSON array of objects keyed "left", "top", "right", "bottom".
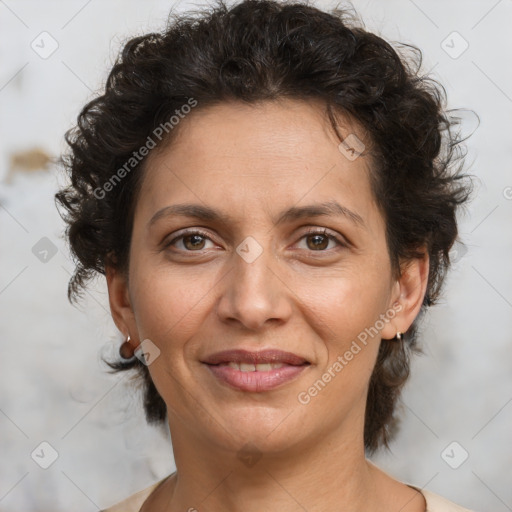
[
  {"left": 381, "top": 252, "right": 430, "bottom": 340},
  {"left": 105, "top": 263, "right": 138, "bottom": 347}
]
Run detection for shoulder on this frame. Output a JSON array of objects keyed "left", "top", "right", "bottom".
[
  {"left": 408, "top": 485, "right": 476, "bottom": 512},
  {"left": 102, "top": 475, "right": 476, "bottom": 512},
  {"left": 100, "top": 477, "right": 169, "bottom": 512}
]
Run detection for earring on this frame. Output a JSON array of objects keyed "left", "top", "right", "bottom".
[
  {"left": 119, "top": 335, "right": 136, "bottom": 362},
  {"left": 394, "top": 331, "right": 403, "bottom": 342}
]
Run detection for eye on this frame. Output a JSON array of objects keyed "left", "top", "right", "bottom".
[
  {"left": 163, "top": 227, "right": 347, "bottom": 254},
  {"left": 164, "top": 229, "right": 217, "bottom": 252},
  {"left": 297, "top": 228, "right": 346, "bottom": 252}
]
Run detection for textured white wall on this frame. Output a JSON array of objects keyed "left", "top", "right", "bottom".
[{"left": 0, "top": 0, "right": 510, "bottom": 510}]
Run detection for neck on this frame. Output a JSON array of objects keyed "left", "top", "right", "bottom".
[{"left": 151, "top": 419, "right": 387, "bottom": 512}]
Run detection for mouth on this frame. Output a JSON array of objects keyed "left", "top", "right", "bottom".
[
  {"left": 212, "top": 361, "right": 305, "bottom": 372},
  {"left": 201, "top": 349, "right": 311, "bottom": 392},
  {"left": 201, "top": 348, "right": 310, "bottom": 366}
]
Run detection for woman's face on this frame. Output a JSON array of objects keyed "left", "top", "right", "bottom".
[{"left": 107, "top": 98, "right": 423, "bottom": 457}]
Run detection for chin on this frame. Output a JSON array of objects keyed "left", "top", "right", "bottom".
[{"left": 206, "top": 408, "right": 308, "bottom": 454}]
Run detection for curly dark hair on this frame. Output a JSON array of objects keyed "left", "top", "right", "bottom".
[{"left": 54, "top": 0, "right": 473, "bottom": 453}]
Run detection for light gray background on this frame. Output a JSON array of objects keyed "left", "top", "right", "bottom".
[{"left": 1, "top": 0, "right": 511, "bottom": 510}]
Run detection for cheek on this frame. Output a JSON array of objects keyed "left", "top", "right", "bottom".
[
  {"left": 292, "top": 266, "right": 389, "bottom": 385},
  {"left": 295, "top": 278, "right": 384, "bottom": 410},
  {"left": 130, "top": 263, "right": 217, "bottom": 346},
  {"left": 296, "top": 266, "right": 390, "bottom": 336}
]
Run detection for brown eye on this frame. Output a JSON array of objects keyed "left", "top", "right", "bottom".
[
  {"left": 182, "top": 234, "right": 207, "bottom": 250},
  {"left": 164, "top": 229, "right": 215, "bottom": 252},
  {"left": 298, "top": 228, "right": 345, "bottom": 252},
  {"left": 305, "top": 233, "right": 330, "bottom": 251}
]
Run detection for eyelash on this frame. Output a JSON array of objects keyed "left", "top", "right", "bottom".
[{"left": 164, "top": 228, "right": 347, "bottom": 253}]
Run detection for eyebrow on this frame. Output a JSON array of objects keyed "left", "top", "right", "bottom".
[{"left": 148, "top": 200, "right": 365, "bottom": 229}]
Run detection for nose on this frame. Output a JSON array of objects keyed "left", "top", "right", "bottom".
[{"left": 216, "top": 238, "right": 293, "bottom": 331}]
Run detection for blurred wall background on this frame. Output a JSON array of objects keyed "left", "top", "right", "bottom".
[{"left": 0, "top": 0, "right": 511, "bottom": 510}]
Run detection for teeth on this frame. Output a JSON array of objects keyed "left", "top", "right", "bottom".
[
  {"left": 255, "top": 363, "right": 272, "bottom": 372},
  {"left": 224, "top": 362, "right": 286, "bottom": 371}
]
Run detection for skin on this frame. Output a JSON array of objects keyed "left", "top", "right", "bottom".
[{"left": 106, "top": 98, "right": 429, "bottom": 512}]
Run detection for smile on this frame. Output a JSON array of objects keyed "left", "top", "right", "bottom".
[
  {"left": 218, "top": 361, "right": 288, "bottom": 371},
  {"left": 204, "top": 361, "right": 310, "bottom": 392}
]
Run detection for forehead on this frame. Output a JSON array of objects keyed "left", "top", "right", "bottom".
[
  {"left": 146, "top": 98, "right": 365, "bottom": 172},
  {"left": 134, "top": 98, "right": 380, "bottom": 231}
]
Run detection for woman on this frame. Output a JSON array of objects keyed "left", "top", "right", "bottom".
[{"left": 54, "top": 0, "right": 475, "bottom": 510}]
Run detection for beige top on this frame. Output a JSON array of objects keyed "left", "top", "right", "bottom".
[{"left": 101, "top": 475, "right": 475, "bottom": 512}]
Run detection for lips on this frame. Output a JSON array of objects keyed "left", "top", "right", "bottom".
[
  {"left": 201, "top": 349, "right": 311, "bottom": 392},
  {"left": 201, "top": 349, "right": 309, "bottom": 366}
]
